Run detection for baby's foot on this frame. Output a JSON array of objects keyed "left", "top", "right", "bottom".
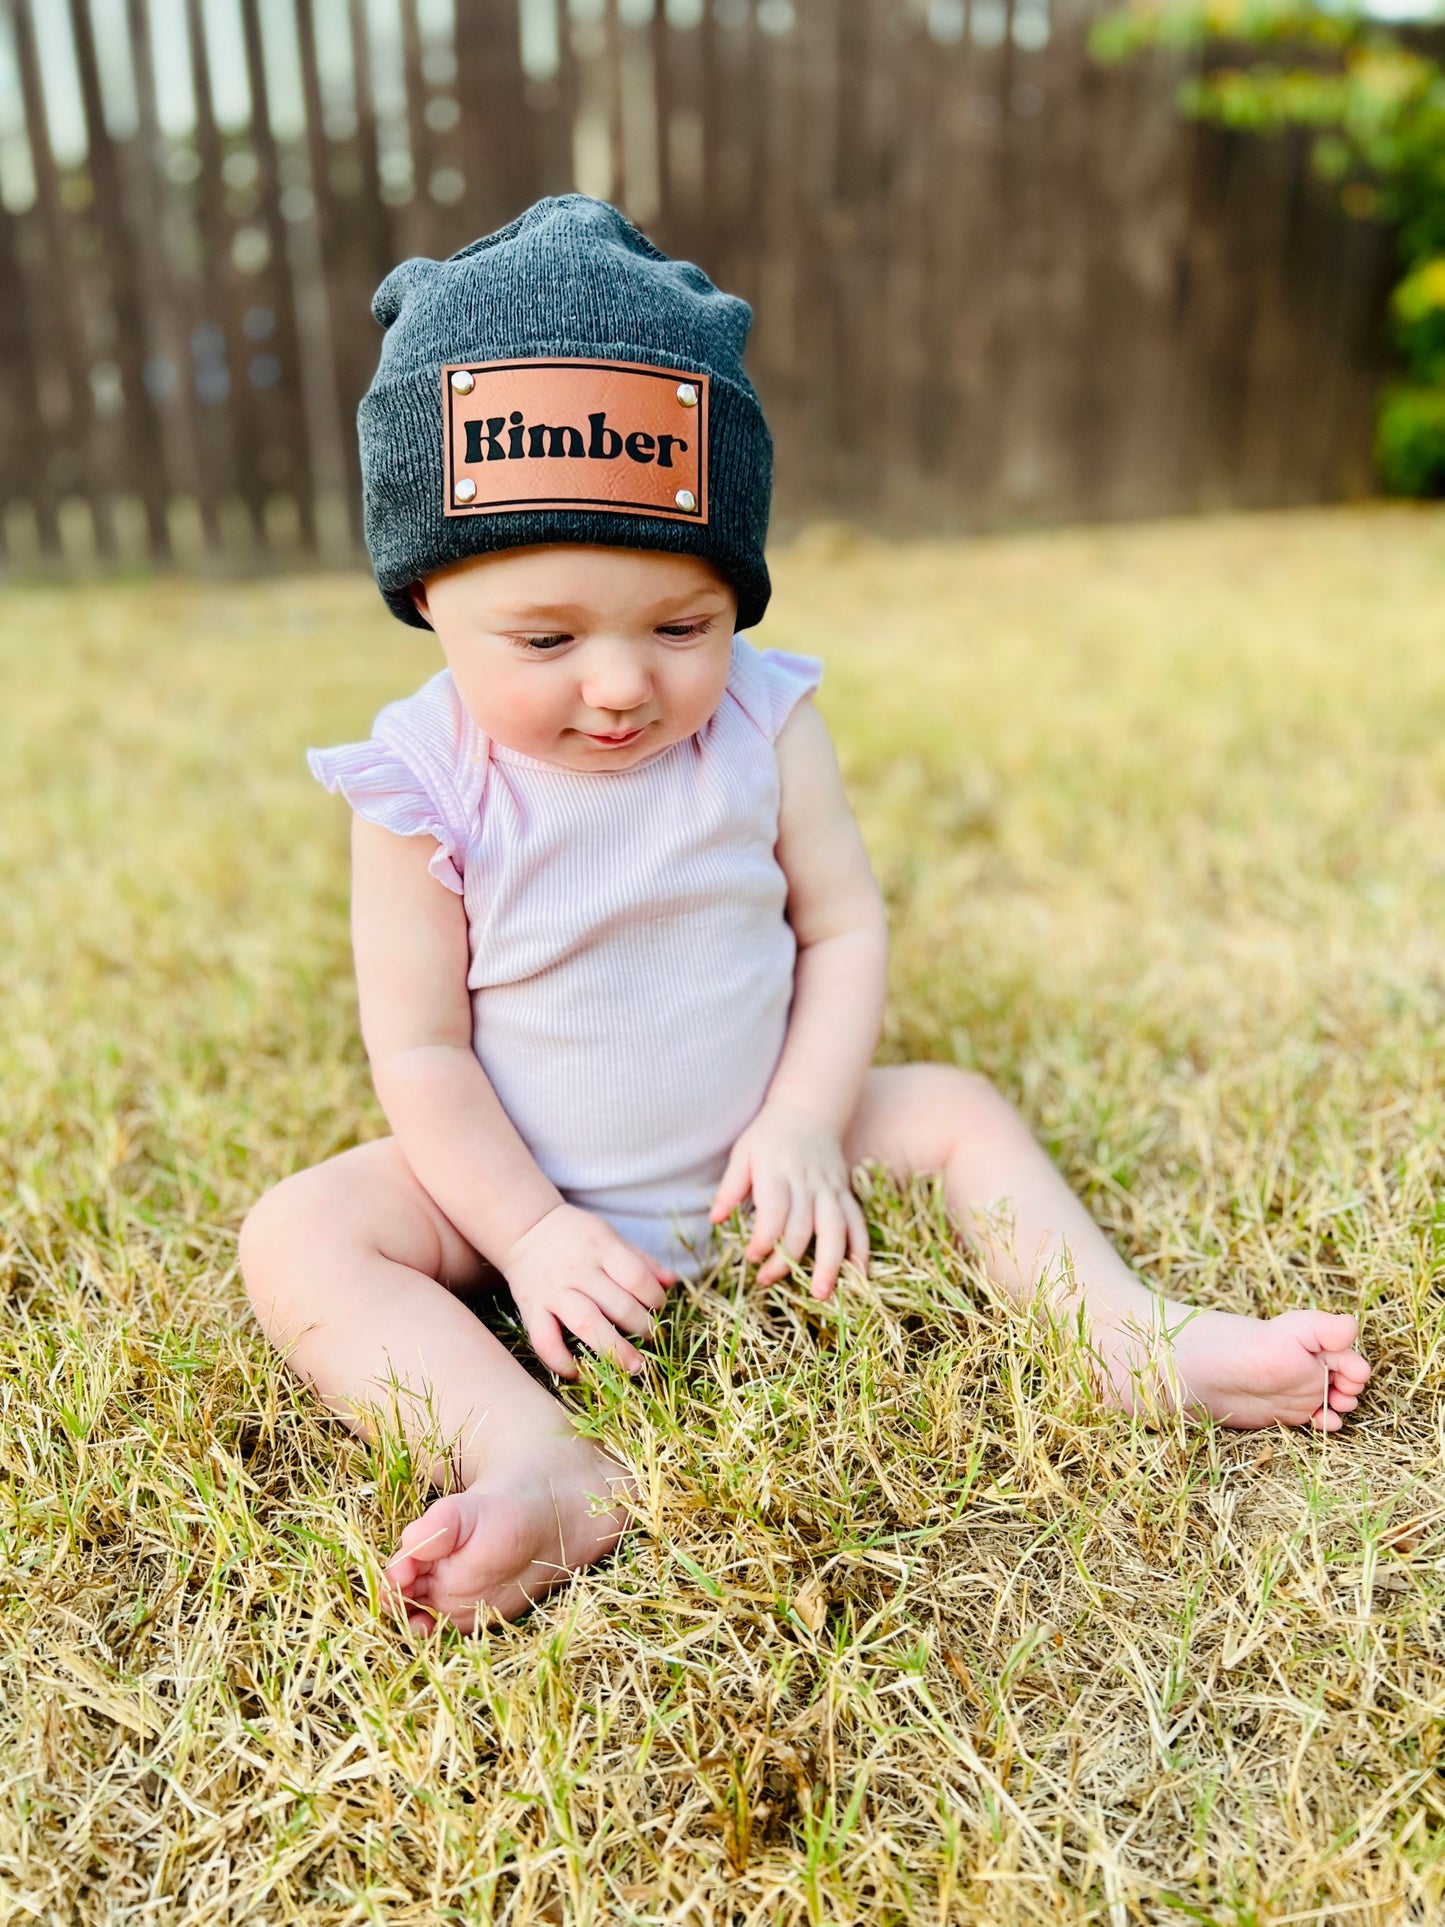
[
  {"left": 381, "top": 1437, "right": 636, "bottom": 1635},
  {"left": 1103, "top": 1304, "right": 1370, "bottom": 1432}
]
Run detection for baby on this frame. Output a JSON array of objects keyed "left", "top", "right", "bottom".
[{"left": 238, "top": 195, "right": 1370, "bottom": 1637}]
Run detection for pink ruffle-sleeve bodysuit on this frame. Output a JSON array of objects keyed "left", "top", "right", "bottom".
[{"left": 308, "top": 633, "right": 824, "bottom": 1280}]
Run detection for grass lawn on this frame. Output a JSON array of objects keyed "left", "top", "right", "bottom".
[{"left": 2, "top": 502, "right": 1444, "bottom": 1923}]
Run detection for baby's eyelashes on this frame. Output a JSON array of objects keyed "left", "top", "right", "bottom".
[{"left": 506, "top": 633, "right": 572, "bottom": 653}]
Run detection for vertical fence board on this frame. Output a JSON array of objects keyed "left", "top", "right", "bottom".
[
  {"left": 0, "top": 199, "right": 44, "bottom": 561},
  {"left": 11, "top": 0, "right": 90, "bottom": 558},
  {"left": 1321, "top": 207, "right": 1397, "bottom": 500},
  {"left": 296, "top": 0, "right": 362, "bottom": 548},
  {"left": 236, "top": 0, "right": 316, "bottom": 549}
]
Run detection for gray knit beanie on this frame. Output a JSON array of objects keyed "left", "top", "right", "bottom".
[{"left": 358, "top": 194, "right": 773, "bottom": 632}]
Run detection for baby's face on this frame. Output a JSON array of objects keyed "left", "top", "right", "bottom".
[{"left": 410, "top": 545, "right": 738, "bottom": 771}]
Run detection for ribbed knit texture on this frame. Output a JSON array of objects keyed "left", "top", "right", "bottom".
[
  {"left": 307, "top": 634, "right": 823, "bottom": 1278},
  {"left": 360, "top": 195, "right": 774, "bottom": 633}
]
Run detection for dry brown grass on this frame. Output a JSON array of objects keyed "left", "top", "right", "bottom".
[{"left": 2, "top": 502, "right": 1443, "bottom": 1924}]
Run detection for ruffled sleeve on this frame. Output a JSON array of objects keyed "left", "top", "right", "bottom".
[
  {"left": 306, "top": 669, "right": 487, "bottom": 896},
  {"left": 726, "top": 634, "right": 825, "bottom": 744}
]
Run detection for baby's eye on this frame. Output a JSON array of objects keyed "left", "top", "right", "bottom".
[
  {"left": 655, "top": 620, "right": 713, "bottom": 640},
  {"left": 509, "top": 634, "right": 571, "bottom": 652}
]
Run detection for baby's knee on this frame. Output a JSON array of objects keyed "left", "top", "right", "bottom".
[
  {"left": 909, "top": 1061, "right": 1004, "bottom": 1126},
  {"left": 237, "top": 1163, "right": 337, "bottom": 1300},
  {"left": 903, "top": 1063, "right": 1034, "bottom": 1169}
]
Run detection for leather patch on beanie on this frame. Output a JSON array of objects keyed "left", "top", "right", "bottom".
[{"left": 442, "top": 358, "right": 709, "bottom": 523}]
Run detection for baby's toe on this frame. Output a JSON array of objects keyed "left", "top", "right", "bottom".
[
  {"left": 396, "top": 1496, "right": 468, "bottom": 1569},
  {"left": 1322, "top": 1348, "right": 1371, "bottom": 1386},
  {"left": 384, "top": 1547, "right": 422, "bottom": 1589},
  {"left": 1301, "top": 1311, "right": 1359, "bottom": 1354}
]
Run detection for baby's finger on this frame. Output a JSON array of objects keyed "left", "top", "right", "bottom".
[
  {"left": 808, "top": 1192, "right": 848, "bottom": 1302},
  {"left": 842, "top": 1191, "right": 871, "bottom": 1278},
  {"left": 604, "top": 1254, "right": 668, "bottom": 1311},
  {"left": 755, "top": 1248, "right": 793, "bottom": 1289},
  {"left": 710, "top": 1147, "right": 752, "bottom": 1224},
  {"left": 757, "top": 1183, "right": 813, "bottom": 1287},
  {"left": 746, "top": 1172, "right": 792, "bottom": 1263},
  {"left": 527, "top": 1309, "right": 580, "bottom": 1381},
  {"left": 559, "top": 1290, "right": 646, "bottom": 1375},
  {"left": 779, "top": 1181, "right": 817, "bottom": 1274},
  {"left": 585, "top": 1275, "right": 658, "bottom": 1338}
]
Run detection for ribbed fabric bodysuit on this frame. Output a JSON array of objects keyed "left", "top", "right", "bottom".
[{"left": 308, "top": 633, "right": 824, "bottom": 1279}]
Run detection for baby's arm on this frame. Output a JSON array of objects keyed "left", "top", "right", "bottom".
[
  {"left": 710, "top": 697, "right": 890, "bottom": 1295},
  {"left": 350, "top": 816, "right": 675, "bottom": 1374},
  {"left": 766, "top": 698, "right": 890, "bottom": 1129},
  {"left": 351, "top": 812, "right": 565, "bottom": 1267}
]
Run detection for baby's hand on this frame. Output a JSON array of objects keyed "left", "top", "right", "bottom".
[
  {"left": 709, "top": 1101, "right": 870, "bottom": 1301},
  {"left": 501, "top": 1203, "right": 675, "bottom": 1379}
]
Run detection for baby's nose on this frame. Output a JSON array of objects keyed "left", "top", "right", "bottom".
[{"left": 580, "top": 646, "right": 651, "bottom": 713}]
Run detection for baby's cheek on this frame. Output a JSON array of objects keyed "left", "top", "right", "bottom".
[
  {"left": 676, "top": 660, "right": 731, "bottom": 730},
  {"left": 508, "top": 683, "right": 569, "bottom": 732},
  {"left": 460, "top": 670, "right": 561, "bottom": 743}
]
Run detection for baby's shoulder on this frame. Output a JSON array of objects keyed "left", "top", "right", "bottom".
[
  {"left": 723, "top": 634, "right": 825, "bottom": 747},
  {"left": 365, "top": 668, "right": 490, "bottom": 821},
  {"left": 371, "top": 667, "right": 482, "bottom": 768},
  {"left": 307, "top": 668, "right": 488, "bottom": 896}
]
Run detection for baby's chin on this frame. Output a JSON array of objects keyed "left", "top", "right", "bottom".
[
  {"left": 563, "top": 722, "right": 674, "bottom": 766},
  {"left": 497, "top": 721, "right": 680, "bottom": 768}
]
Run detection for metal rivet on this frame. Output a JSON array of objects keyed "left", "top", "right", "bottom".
[
  {"left": 676, "top": 382, "right": 698, "bottom": 407},
  {"left": 450, "top": 370, "right": 475, "bottom": 394},
  {"left": 454, "top": 477, "right": 478, "bottom": 503},
  {"left": 674, "top": 488, "right": 697, "bottom": 511}
]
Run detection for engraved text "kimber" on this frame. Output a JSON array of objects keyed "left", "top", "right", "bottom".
[{"left": 463, "top": 412, "right": 689, "bottom": 468}]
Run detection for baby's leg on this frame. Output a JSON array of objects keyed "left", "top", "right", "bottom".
[
  {"left": 239, "top": 1138, "right": 633, "bottom": 1633},
  {"left": 841, "top": 1065, "right": 1370, "bottom": 1430}
]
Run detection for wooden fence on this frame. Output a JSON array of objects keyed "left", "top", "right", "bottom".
[{"left": 0, "top": 0, "right": 1408, "bottom": 579}]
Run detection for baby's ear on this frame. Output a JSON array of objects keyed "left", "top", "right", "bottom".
[{"left": 408, "top": 580, "right": 433, "bottom": 626}]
